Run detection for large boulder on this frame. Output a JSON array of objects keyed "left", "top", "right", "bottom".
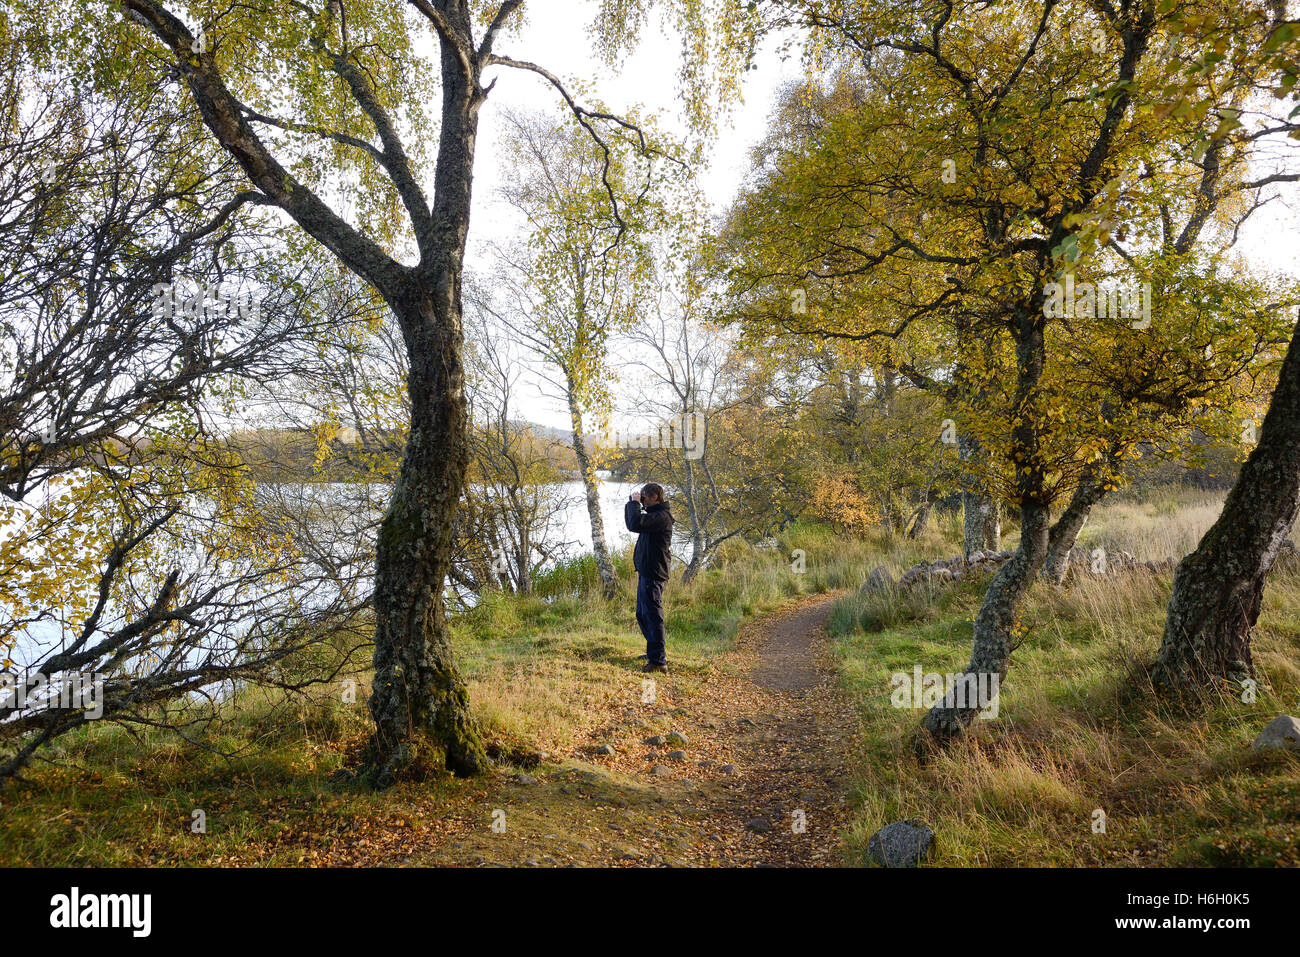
[
  {"left": 892, "top": 549, "right": 1015, "bottom": 592},
  {"left": 867, "top": 819, "right": 935, "bottom": 868},
  {"left": 860, "top": 566, "right": 896, "bottom": 596},
  {"left": 1252, "top": 715, "right": 1300, "bottom": 753}
]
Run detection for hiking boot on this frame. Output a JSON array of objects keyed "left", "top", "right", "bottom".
[{"left": 641, "top": 662, "right": 668, "bottom": 674}]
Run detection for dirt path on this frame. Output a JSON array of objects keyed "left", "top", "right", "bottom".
[
  {"left": 750, "top": 599, "right": 836, "bottom": 691},
  {"left": 416, "top": 592, "right": 862, "bottom": 867}
]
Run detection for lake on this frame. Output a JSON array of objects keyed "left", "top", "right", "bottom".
[{"left": 3, "top": 474, "right": 650, "bottom": 670}]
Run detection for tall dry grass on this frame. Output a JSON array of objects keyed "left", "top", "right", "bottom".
[{"left": 831, "top": 493, "right": 1300, "bottom": 866}]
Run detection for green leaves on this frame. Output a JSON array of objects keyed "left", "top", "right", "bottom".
[{"left": 1052, "top": 234, "right": 1080, "bottom": 265}]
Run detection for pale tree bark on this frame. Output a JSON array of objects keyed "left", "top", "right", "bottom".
[
  {"left": 1041, "top": 462, "right": 1111, "bottom": 583},
  {"left": 676, "top": 426, "right": 709, "bottom": 584},
  {"left": 682, "top": 502, "right": 708, "bottom": 584},
  {"left": 1152, "top": 317, "right": 1300, "bottom": 695},
  {"left": 958, "top": 433, "right": 1000, "bottom": 556},
  {"left": 566, "top": 386, "right": 619, "bottom": 598},
  {"left": 980, "top": 497, "right": 1002, "bottom": 551}
]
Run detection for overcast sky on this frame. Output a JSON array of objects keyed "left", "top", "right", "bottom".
[
  {"left": 464, "top": 3, "right": 802, "bottom": 431},
  {"left": 460, "top": 3, "right": 1300, "bottom": 432}
]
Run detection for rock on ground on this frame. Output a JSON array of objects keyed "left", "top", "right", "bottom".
[
  {"left": 1252, "top": 714, "right": 1300, "bottom": 753},
  {"left": 860, "top": 566, "right": 895, "bottom": 596},
  {"left": 866, "top": 820, "right": 935, "bottom": 868}
]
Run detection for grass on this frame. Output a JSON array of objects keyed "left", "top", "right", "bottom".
[
  {"left": 830, "top": 504, "right": 1300, "bottom": 867},
  {"left": 0, "top": 520, "right": 900, "bottom": 866},
  {"left": 454, "top": 521, "right": 941, "bottom": 756},
  {"left": 8, "top": 494, "right": 1300, "bottom": 867}
]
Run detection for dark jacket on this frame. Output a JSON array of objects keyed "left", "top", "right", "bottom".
[{"left": 625, "top": 500, "right": 674, "bottom": 581}]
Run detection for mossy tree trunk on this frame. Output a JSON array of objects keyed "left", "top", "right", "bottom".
[
  {"left": 361, "top": 25, "right": 489, "bottom": 785},
  {"left": 925, "top": 306, "right": 1050, "bottom": 740},
  {"left": 365, "top": 291, "right": 485, "bottom": 785},
  {"left": 1152, "top": 318, "right": 1300, "bottom": 695}
]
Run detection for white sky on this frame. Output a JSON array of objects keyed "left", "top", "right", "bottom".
[
  {"left": 460, "top": 2, "right": 1298, "bottom": 432},
  {"left": 465, "top": 2, "right": 803, "bottom": 431}
]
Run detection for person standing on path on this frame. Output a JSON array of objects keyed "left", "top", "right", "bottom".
[{"left": 625, "top": 483, "right": 674, "bottom": 673}]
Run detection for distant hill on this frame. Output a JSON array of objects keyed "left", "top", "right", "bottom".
[
  {"left": 227, "top": 419, "right": 582, "bottom": 482},
  {"left": 511, "top": 420, "right": 575, "bottom": 448}
]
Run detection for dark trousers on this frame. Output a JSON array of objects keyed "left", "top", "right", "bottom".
[{"left": 635, "top": 574, "right": 667, "bottom": 665}]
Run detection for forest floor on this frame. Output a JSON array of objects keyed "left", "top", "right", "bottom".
[{"left": 404, "top": 592, "right": 860, "bottom": 867}]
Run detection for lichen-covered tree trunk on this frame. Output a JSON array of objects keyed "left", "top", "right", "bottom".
[
  {"left": 981, "top": 497, "right": 1001, "bottom": 551},
  {"left": 962, "top": 489, "right": 1000, "bottom": 554},
  {"left": 958, "top": 433, "right": 1000, "bottom": 555},
  {"left": 926, "top": 306, "right": 1048, "bottom": 741},
  {"left": 1152, "top": 319, "right": 1300, "bottom": 694},
  {"left": 923, "top": 498, "right": 1050, "bottom": 738},
  {"left": 1042, "top": 471, "right": 1109, "bottom": 583},
  {"left": 960, "top": 491, "right": 982, "bottom": 555},
  {"left": 363, "top": 293, "right": 486, "bottom": 786},
  {"left": 567, "top": 392, "right": 617, "bottom": 599}
]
